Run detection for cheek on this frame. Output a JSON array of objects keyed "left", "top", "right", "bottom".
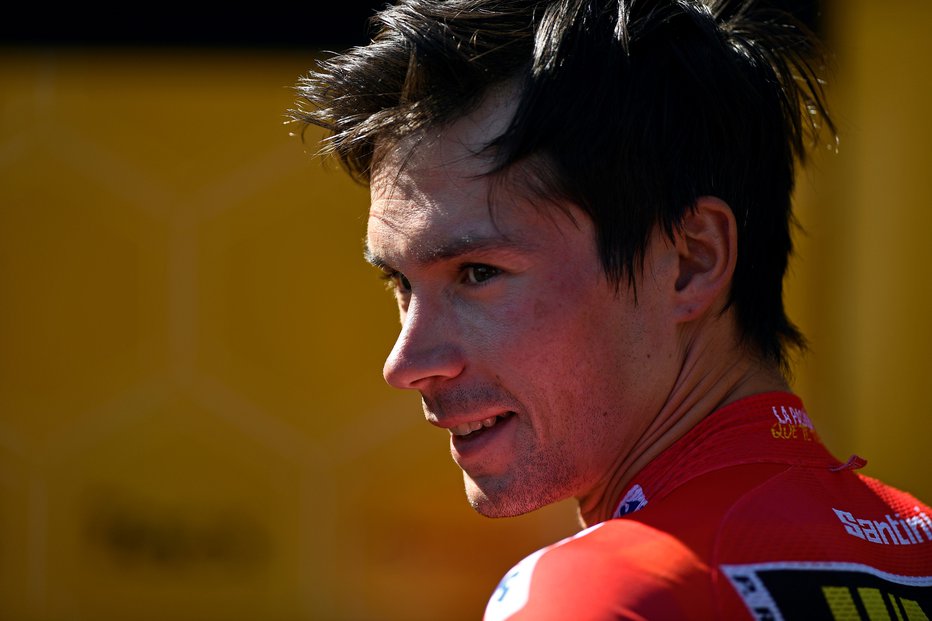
[
  {"left": 503, "top": 291, "right": 608, "bottom": 369},
  {"left": 457, "top": 295, "right": 564, "bottom": 377}
]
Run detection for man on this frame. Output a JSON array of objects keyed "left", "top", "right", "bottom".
[{"left": 292, "top": 0, "right": 932, "bottom": 618}]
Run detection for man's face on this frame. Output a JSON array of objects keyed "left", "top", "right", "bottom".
[{"left": 365, "top": 94, "right": 680, "bottom": 518}]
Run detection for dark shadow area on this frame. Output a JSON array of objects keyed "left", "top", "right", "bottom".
[
  {"left": 1, "top": 1, "right": 824, "bottom": 51},
  {"left": 0, "top": 4, "right": 390, "bottom": 51}
]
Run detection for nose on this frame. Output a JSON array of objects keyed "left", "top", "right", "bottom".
[{"left": 382, "top": 296, "right": 465, "bottom": 390}]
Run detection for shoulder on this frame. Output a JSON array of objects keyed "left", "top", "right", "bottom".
[{"left": 483, "top": 520, "right": 713, "bottom": 621}]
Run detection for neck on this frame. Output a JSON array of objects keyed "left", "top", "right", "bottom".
[{"left": 575, "top": 315, "right": 789, "bottom": 527}]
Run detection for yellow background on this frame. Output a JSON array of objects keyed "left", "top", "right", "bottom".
[{"left": 1, "top": 2, "right": 930, "bottom": 619}]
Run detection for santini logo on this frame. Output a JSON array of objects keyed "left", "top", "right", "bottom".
[{"left": 833, "top": 506, "right": 932, "bottom": 546}]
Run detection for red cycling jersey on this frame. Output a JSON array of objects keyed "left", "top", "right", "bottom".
[{"left": 484, "top": 392, "right": 932, "bottom": 620}]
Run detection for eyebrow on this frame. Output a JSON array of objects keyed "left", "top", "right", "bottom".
[{"left": 363, "top": 234, "right": 536, "bottom": 270}]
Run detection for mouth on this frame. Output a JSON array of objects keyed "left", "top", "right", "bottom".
[{"left": 449, "top": 411, "right": 516, "bottom": 438}]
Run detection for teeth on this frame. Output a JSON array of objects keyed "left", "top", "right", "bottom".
[{"left": 451, "top": 415, "right": 500, "bottom": 437}]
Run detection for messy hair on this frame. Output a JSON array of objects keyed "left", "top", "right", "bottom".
[{"left": 291, "top": 0, "right": 835, "bottom": 372}]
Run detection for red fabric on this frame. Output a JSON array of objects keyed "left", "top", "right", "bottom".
[{"left": 483, "top": 392, "right": 932, "bottom": 620}]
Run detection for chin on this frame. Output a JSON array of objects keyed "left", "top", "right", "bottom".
[{"left": 464, "top": 474, "right": 555, "bottom": 519}]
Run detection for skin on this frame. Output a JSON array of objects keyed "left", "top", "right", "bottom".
[{"left": 365, "top": 87, "right": 788, "bottom": 527}]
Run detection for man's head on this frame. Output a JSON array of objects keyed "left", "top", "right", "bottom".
[
  {"left": 363, "top": 83, "right": 698, "bottom": 518},
  {"left": 292, "top": 0, "right": 834, "bottom": 519}
]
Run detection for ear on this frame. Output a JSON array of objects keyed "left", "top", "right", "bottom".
[{"left": 671, "top": 196, "right": 737, "bottom": 323}]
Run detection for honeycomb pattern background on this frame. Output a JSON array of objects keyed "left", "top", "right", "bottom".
[{"left": 0, "top": 2, "right": 930, "bottom": 619}]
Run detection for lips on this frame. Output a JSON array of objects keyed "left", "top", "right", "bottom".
[
  {"left": 448, "top": 410, "right": 518, "bottom": 472},
  {"left": 448, "top": 411, "right": 515, "bottom": 438}
]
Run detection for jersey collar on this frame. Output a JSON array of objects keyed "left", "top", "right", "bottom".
[{"left": 612, "top": 392, "right": 851, "bottom": 519}]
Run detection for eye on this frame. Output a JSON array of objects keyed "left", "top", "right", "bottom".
[
  {"left": 380, "top": 270, "right": 411, "bottom": 293},
  {"left": 463, "top": 264, "right": 501, "bottom": 285},
  {"left": 394, "top": 272, "right": 412, "bottom": 292}
]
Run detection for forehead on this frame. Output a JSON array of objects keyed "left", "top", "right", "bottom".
[{"left": 367, "top": 140, "right": 526, "bottom": 267}]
